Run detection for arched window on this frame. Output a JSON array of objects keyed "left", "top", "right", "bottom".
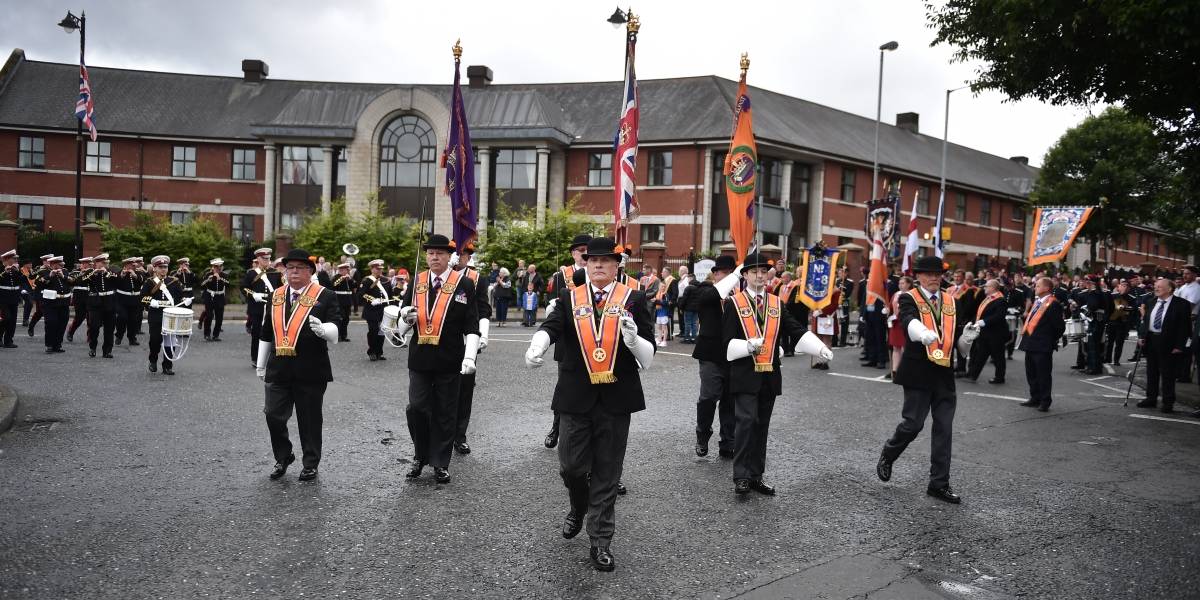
[{"left": 379, "top": 115, "right": 437, "bottom": 218}]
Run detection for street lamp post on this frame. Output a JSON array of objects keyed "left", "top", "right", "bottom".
[
  {"left": 936, "top": 85, "right": 970, "bottom": 257},
  {"left": 58, "top": 10, "right": 85, "bottom": 260},
  {"left": 871, "top": 41, "right": 898, "bottom": 203}
]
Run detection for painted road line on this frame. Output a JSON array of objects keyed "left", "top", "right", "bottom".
[
  {"left": 1081, "top": 379, "right": 1127, "bottom": 393},
  {"left": 964, "top": 392, "right": 1026, "bottom": 402},
  {"left": 1130, "top": 414, "right": 1200, "bottom": 426},
  {"left": 828, "top": 372, "right": 889, "bottom": 383},
  {"left": 1104, "top": 364, "right": 1116, "bottom": 375},
  {"left": 1086, "top": 375, "right": 1111, "bottom": 381}
]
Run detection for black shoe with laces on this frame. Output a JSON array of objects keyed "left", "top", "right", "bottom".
[
  {"left": 927, "top": 485, "right": 961, "bottom": 504},
  {"left": 270, "top": 454, "right": 295, "bottom": 480},
  {"left": 876, "top": 452, "right": 892, "bottom": 482}
]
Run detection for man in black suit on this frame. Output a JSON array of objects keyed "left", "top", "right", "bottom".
[
  {"left": 963, "top": 279, "right": 1009, "bottom": 383},
  {"left": 1018, "top": 277, "right": 1068, "bottom": 411},
  {"left": 84, "top": 253, "right": 119, "bottom": 358},
  {"left": 876, "top": 256, "right": 962, "bottom": 504},
  {"left": 113, "top": 257, "right": 144, "bottom": 346},
  {"left": 393, "top": 234, "right": 481, "bottom": 484},
  {"left": 452, "top": 244, "right": 493, "bottom": 456},
  {"left": 525, "top": 237, "right": 655, "bottom": 572},
  {"left": 1136, "top": 278, "right": 1192, "bottom": 413},
  {"left": 257, "top": 248, "right": 344, "bottom": 482},
  {"left": 691, "top": 255, "right": 740, "bottom": 458},
  {"left": 723, "top": 253, "right": 832, "bottom": 496},
  {"left": 542, "top": 233, "right": 591, "bottom": 449}
]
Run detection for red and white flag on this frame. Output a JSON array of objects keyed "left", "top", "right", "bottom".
[
  {"left": 901, "top": 191, "right": 920, "bottom": 276},
  {"left": 75, "top": 55, "right": 97, "bottom": 141},
  {"left": 613, "top": 33, "right": 640, "bottom": 247}
]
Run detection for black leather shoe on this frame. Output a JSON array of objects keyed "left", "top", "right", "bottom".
[
  {"left": 162, "top": 367, "right": 174, "bottom": 376},
  {"left": 616, "top": 481, "right": 627, "bottom": 495},
  {"left": 298, "top": 467, "right": 318, "bottom": 481},
  {"left": 405, "top": 460, "right": 426, "bottom": 478},
  {"left": 876, "top": 362, "right": 886, "bottom": 369},
  {"left": 718, "top": 449, "right": 734, "bottom": 459},
  {"left": 149, "top": 362, "right": 157, "bottom": 372},
  {"left": 51, "top": 348, "right": 64, "bottom": 353},
  {"left": 927, "top": 485, "right": 961, "bottom": 504},
  {"left": 988, "top": 378, "right": 1004, "bottom": 384},
  {"left": 544, "top": 430, "right": 559, "bottom": 449},
  {"left": 434, "top": 467, "right": 450, "bottom": 483},
  {"left": 1, "top": 343, "right": 16, "bottom": 348},
  {"left": 860, "top": 362, "right": 878, "bottom": 368},
  {"left": 1160, "top": 406, "right": 1175, "bottom": 414},
  {"left": 1136, "top": 400, "right": 1157, "bottom": 409},
  {"left": 66, "top": 333, "right": 73, "bottom": 342},
  {"left": 562, "top": 509, "right": 583, "bottom": 539},
  {"left": 590, "top": 547, "right": 615, "bottom": 572},
  {"left": 696, "top": 442, "right": 709, "bottom": 457},
  {"left": 1019, "top": 400, "right": 1039, "bottom": 407},
  {"left": 876, "top": 453, "right": 892, "bottom": 482},
  {"left": 454, "top": 442, "right": 471, "bottom": 455},
  {"left": 115, "top": 339, "right": 122, "bottom": 345},
  {"left": 128, "top": 340, "right": 140, "bottom": 346},
  {"left": 27, "top": 327, "right": 34, "bottom": 337},
  {"left": 1037, "top": 406, "right": 1049, "bottom": 412},
  {"left": 749, "top": 479, "right": 775, "bottom": 495},
  {"left": 369, "top": 354, "right": 378, "bottom": 361},
  {"left": 211, "top": 337, "right": 221, "bottom": 342},
  {"left": 270, "top": 454, "right": 295, "bottom": 480},
  {"left": 204, "top": 336, "right": 212, "bottom": 341},
  {"left": 103, "top": 352, "right": 113, "bottom": 358},
  {"left": 88, "top": 349, "right": 95, "bottom": 357},
  {"left": 376, "top": 355, "right": 385, "bottom": 360},
  {"left": 734, "top": 479, "right": 751, "bottom": 494},
  {"left": 45, "top": 347, "right": 53, "bottom": 353}
]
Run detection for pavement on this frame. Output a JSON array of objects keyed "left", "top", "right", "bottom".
[{"left": 3, "top": 319, "right": 1200, "bottom": 599}]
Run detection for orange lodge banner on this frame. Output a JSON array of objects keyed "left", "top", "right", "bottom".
[
  {"left": 723, "top": 54, "right": 757, "bottom": 262},
  {"left": 1027, "top": 206, "right": 1095, "bottom": 266}
]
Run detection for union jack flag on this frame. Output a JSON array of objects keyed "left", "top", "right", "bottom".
[
  {"left": 612, "top": 35, "right": 640, "bottom": 247},
  {"left": 76, "top": 56, "right": 97, "bottom": 142}
]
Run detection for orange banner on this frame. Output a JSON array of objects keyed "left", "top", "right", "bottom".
[{"left": 723, "top": 68, "right": 757, "bottom": 262}]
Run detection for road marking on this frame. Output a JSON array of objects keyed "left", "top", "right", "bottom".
[
  {"left": 1081, "top": 379, "right": 1127, "bottom": 393},
  {"left": 1086, "top": 375, "right": 1110, "bottom": 381},
  {"left": 964, "top": 392, "right": 1026, "bottom": 402},
  {"left": 828, "top": 372, "right": 889, "bottom": 383},
  {"left": 1102, "top": 394, "right": 1130, "bottom": 398},
  {"left": 1130, "top": 414, "right": 1200, "bottom": 426},
  {"left": 1104, "top": 364, "right": 1116, "bottom": 375}
]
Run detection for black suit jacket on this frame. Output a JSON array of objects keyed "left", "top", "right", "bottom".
[
  {"left": 1139, "top": 296, "right": 1191, "bottom": 352},
  {"left": 974, "top": 293, "right": 1009, "bottom": 341},
  {"left": 400, "top": 270, "right": 481, "bottom": 373},
  {"left": 463, "top": 269, "right": 492, "bottom": 320},
  {"left": 242, "top": 268, "right": 284, "bottom": 316},
  {"left": 261, "top": 287, "right": 343, "bottom": 383},
  {"left": 357, "top": 275, "right": 395, "bottom": 320},
  {"left": 892, "top": 292, "right": 960, "bottom": 391},
  {"left": 690, "top": 282, "right": 727, "bottom": 363},
  {"left": 721, "top": 292, "right": 808, "bottom": 396},
  {"left": 538, "top": 285, "right": 654, "bottom": 415},
  {"left": 1017, "top": 296, "right": 1066, "bottom": 353}
]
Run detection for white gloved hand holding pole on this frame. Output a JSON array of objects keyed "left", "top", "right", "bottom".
[
  {"left": 371, "top": 298, "right": 382, "bottom": 306},
  {"left": 620, "top": 314, "right": 638, "bottom": 349},
  {"left": 746, "top": 337, "right": 764, "bottom": 355},
  {"left": 400, "top": 305, "right": 417, "bottom": 325}
]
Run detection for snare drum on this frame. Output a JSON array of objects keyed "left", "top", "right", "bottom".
[
  {"left": 382, "top": 305, "right": 402, "bottom": 331},
  {"left": 162, "top": 307, "right": 194, "bottom": 336},
  {"left": 41, "top": 289, "right": 58, "bottom": 300},
  {"left": 1005, "top": 315, "right": 1018, "bottom": 333},
  {"left": 1064, "top": 318, "right": 1086, "bottom": 340}
]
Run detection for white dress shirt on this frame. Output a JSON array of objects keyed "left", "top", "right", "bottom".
[{"left": 1148, "top": 295, "right": 1172, "bottom": 333}]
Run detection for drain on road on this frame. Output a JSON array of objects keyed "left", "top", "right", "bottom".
[{"left": 14, "top": 417, "right": 61, "bottom": 433}]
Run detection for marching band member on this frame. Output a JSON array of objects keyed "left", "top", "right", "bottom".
[
  {"left": 876, "top": 256, "right": 963, "bottom": 504},
  {"left": 243, "top": 248, "right": 283, "bottom": 366},
  {"left": 113, "top": 257, "right": 143, "bottom": 346},
  {"left": 19, "top": 257, "right": 37, "bottom": 328},
  {"left": 0, "top": 249, "right": 24, "bottom": 348},
  {"left": 393, "top": 268, "right": 410, "bottom": 299},
  {"left": 691, "top": 254, "right": 740, "bottom": 458},
  {"left": 357, "top": 259, "right": 396, "bottom": 361},
  {"left": 85, "top": 253, "right": 119, "bottom": 358},
  {"left": 67, "top": 257, "right": 93, "bottom": 343},
  {"left": 200, "top": 258, "right": 228, "bottom": 342},
  {"left": 391, "top": 234, "right": 480, "bottom": 484},
  {"left": 141, "top": 255, "right": 186, "bottom": 375},
  {"left": 542, "top": 233, "right": 592, "bottom": 449},
  {"left": 524, "top": 237, "right": 654, "bottom": 571},
  {"left": 24, "top": 254, "right": 53, "bottom": 336},
  {"left": 723, "top": 253, "right": 830, "bottom": 495},
  {"left": 132, "top": 257, "right": 148, "bottom": 338},
  {"left": 452, "top": 244, "right": 492, "bottom": 455},
  {"left": 331, "top": 263, "right": 357, "bottom": 342},
  {"left": 257, "top": 248, "right": 343, "bottom": 482},
  {"left": 170, "top": 258, "right": 197, "bottom": 309},
  {"left": 33, "top": 256, "right": 71, "bottom": 353}
]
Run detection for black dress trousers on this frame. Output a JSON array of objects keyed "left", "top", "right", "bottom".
[
  {"left": 882, "top": 377, "right": 957, "bottom": 490},
  {"left": 1024, "top": 351, "right": 1054, "bottom": 408},
  {"left": 43, "top": 305, "right": 69, "bottom": 350},
  {"left": 147, "top": 311, "right": 174, "bottom": 370},
  {"left": 264, "top": 380, "right": 327, "bottom": 469},
  {"left": 87, "top": 308, "right": 117, "bottom": 353},
  {"left": 732, "top": 383, "right": 776, "bottom": 482},
  {"left": 407, "top": 369, "right": 460, "bottom": 468},
  {"left": 1143, "top": 333, "right": 1179, "bottom": 408}
]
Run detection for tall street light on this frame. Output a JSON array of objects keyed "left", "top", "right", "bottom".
[
  {"left": 58, "top": 10, "right": 85, "bottom": 260},
  {"left": 934, "top": 85, "right": 970, "bottom": 258},
  {"left": 871, "top": 41, "right": 898, "bottom": 203}
]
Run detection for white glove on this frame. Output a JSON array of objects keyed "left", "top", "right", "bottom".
[
  {"left": 545, "top": 298, "right": 558, "bottom": 320},
  {"left": 252, "top": 292, "right": 266, "bottom": 303},
  {"left": 256, "top": 367, "right": 266, "bottom": 380},
  {"left": 620, "top": 314, "right": 639, "bottom": 349},
  {"left": 308, "top": 316, "right": 338, "bottom": 343},
  {"left": 371, "top": 298, "right": 382, "bottom": 306},
  {"left": 462, "top": 334, "right": 480, "bottom": 375},
  {"left": 478, "top": 318, "right": 490, "bottom": 350},
  {"left": 975, "top": 319, "right": 985, "bottom": 328},
  {"left": 818, "top": 346, "right": 833, "bottom": 362},
  {"left": 881, "top": 307, "right": 890, "bottom": 315},
  {"left": 182, "top": 297, "right": 193, "bottom": 306},
  {"left": 461, "top": 358, "right": 476, "bottom": 375},
  {"left": 149, "top": 299, "right": 161, "bottom": 308},
  {"left": 400, "top": 305, "right": 417, "bottom": 325},
  {"left": 256, "top": 340, "right": 270, "bottom": 380},
  {"left": 907, "top": 320, "right": 931, "bottom": 345},
  {"left": 919, "top": 330, "right": 938, "bottom": 346},
  {"left": 449, "top": 253, "right": 460, "bottom": 269},
  {"left": 746, "top": 337, "right": 764, "bottom": 355},
  {"left": 714, "top": 264, "right": 745, "bottom": 299},
  {"left": 525, "top": 330, "right": 551, "bottom": 368}
]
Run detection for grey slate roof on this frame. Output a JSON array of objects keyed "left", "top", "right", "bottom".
[{"left": 0, "top": 50, "right": 1035, "bottom": 198}]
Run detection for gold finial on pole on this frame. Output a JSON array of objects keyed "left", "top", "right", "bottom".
[
  {"left": 626, "top": 8, "right": 640, "bottom": 33},
  {"left": 740, "top": 52, "right": 750, "bottom": 73},
  {"left": 452, "top": 38, "right": 463, "bottom": 62}
]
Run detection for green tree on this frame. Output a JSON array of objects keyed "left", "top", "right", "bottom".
[
  {"left": 478, "top": 195, "right": 609, "bottom": 272},
  {"left": 291, "top": 193, "right": 421, "bottom": 272},
  {"left": 1031, "top": 107, "right": 1170, "bottom": 263},
  {"left": 101, "top": 209, "right": 245, "bottom": 285}
]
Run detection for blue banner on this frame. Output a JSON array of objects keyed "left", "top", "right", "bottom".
[{"left": 798, "top": 245, "right": 842, "bottom": 311}]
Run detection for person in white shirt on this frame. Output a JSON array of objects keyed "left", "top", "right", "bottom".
[{"left": 1172, "top": 265, "right": 1200, "bottom": 384}]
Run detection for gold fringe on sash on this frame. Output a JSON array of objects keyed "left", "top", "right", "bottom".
[
  {"left": 588, "top": 371, "right": 618, "bottom": 384},
  {"left": 754, "top": 364, "right": 774, "bottom": 372},
  {"left": 275, "top": 346, "right": 296, "bottom": 357},
  {"left": 418, "top": 335, "right": 441, "bottom": 345}
]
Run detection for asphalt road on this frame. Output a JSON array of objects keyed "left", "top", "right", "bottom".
[{"left": 2, "top": 321, "right": 1200, "bottom": 599}]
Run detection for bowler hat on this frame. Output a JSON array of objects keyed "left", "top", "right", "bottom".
[
  {"left": 281, "top": 248, "right": 316, "bottom": 270},
  {"left": 712, "top": 254, "right": 737, "bottom": 272},
  {"left": 582, "top": 237, "right": 620, "bottom": 260},
  {"left": 422, "top": 233, "right": 456, "bottom": 251},
  {"left": 741, "top": 253, "right": 773, "bottom": 270},
  {"left": 570, "top": 233, "right": 593, "bottom": 251},
  {"left": 911, "top": 255, "right": 948, "bottom": 274}
]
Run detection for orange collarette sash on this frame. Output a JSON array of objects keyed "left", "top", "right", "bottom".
[
  {"left": 975, "top": 292, "right": 1004, "bottom": 320},
  {"left": 560, "top": 265, "right": 581, "bottom": 290},
  {"left": 571, "top": 282, "right": 633, "bottom": 384},
  {"left": 414, "top": 269, "right": 463, "bottom": 345},
  {"left": 463, "top": 269, "right": 479, "bottom": 283},
  {"left": 270, "top": 283, "right": 322, "bottom": 356},
  {"left": 909, "top": 288, "right": 955, "bottom": 367},
  {"left": 1023, "top": 296, "right": 1057, "bottom": 334},
  {"left": 731, "top": 290, "right": 783, "bottom": 372},
  {"left": 952, "top": 284, "right": 974, "bottom": 299},
  {"left": 622, "top": 273, "right": 642, "bottom": 290}
]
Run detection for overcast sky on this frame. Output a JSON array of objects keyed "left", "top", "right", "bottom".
[{"left": 3, "top": 0, "right": 1099, "bottom": 167}]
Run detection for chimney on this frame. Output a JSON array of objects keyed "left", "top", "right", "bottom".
[
  {"left": 1009, "top": 156, "right": 1029, "bottom": 166},
  {"left": 467, "top": 65, "right": 493, "bottom": 89},
  {"left": 242, "top": 59, "right": 269, "bottom": 83},
  {"left": 895, "top": 112, "right": 919, "bottom": 134}
]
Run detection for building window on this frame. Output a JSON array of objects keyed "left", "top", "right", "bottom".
[
  {"left": 1153, "top": 236, "right": 1160, "bottom": 256},
  {"left": 1136, "top": 232, "right": 1143, "bottom": 253},
  {"left": 917, "top": 185, "right": 931, "bottom": 216},
  {"left": 85, "top": 141, "right": 111, "bottom": 173},
  {"left": 955, "top": 192, "right": 967, "bottom": 221},
  {"left": 837, "top": 236, "right": 853, "bottom": 247},
  {"left": 711, "top": 228, "right": 730, "bottom": 243},
  {"left": 980, "top": 198, "right": 992, "bottom": 226},
  {"left": 84, "top": 207, "right": 109, "bottom": 223},
  {"left": 1011, "top": 204, "right": 1023, "bottom": 222},
  {"left": 792, "top": 164, "right": 811, "bottom": 204},
  {"left": 18, "top": 204, "right": 45, "bottom": 230},
  {"left": 170, "top": 211, "right": 193, "bottom": 225},
  {"left": 231, "top": 215, "right": 255, "bottom": 243},
  {"left": 232, "top": 148, "right": 256, "bottom": 180},
  {"left": 588, "top": 153, "right": 612, "bottom": 187},
  {"left": 172, "top": 146, "right": 196, "bottom": 177},
  {"left": 494, "top": 149, "right": 536, "bottom": 190},
  {"left": 648, "top": 151, "right": 672, "bottom": 186},
  {"left": 886, "top": 179, "right": 901, "bottom": 197},
  {"left": 840, "top": 168, "right": 856, "bottom": 202},
  {"left": 18, "top": 136, "right": 44, "bottom": 169},
  {"left": 283, "top": 146, "right": 323, "bottom": 185},
  {"left": 640, "top": 224, "right": 664, "bottom": 243},
  {"left": 759, "top": 159, "right": 783, "bottom": 202},
  {"left": 378, "top": 115, "right": 437, "bottom": 218}
]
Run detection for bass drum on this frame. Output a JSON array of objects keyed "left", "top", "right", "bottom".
[{"left": 382, "top": 305, "right": 402, "bottom": 332}]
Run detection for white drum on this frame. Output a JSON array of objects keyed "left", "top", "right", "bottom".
[
  {"left": 41, "top": 289, "right": 58, "bottom": 300},
  {"left": 1064, "top": 318, "right": 1086, "bottom": 340},
  {"left": 382, "top": 305, "right": 402, "bottom": 331},
  {"left": 1005, "top": 315, "right": 1018, "bottom": 333},
  {"left": 162, "top": 307, "right": 194, "bottom": 336}
]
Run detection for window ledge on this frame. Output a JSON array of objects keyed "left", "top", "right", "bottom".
[
  {"left": 228, "top": 178, "right": 260, "bottom": 184},
  {"left": 83, "top": 171, "right": 113, "bottom": 177},
  {"left": 640, "top": 185, "right": 675, "bottom": 190},
  {"left": 168, "top": 176, "right": 198, "bottom": 181},
  {"left": 586, "top": 185, "right": 615, "bottom": 190},
  {"left": 13, "top": 167, "right": 46, "bottom": 173}
]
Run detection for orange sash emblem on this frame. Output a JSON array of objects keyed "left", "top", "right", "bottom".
[
  {"left": 909, "top": 288, "right": 955, "bottom": 367},
  {"left": 571, "top": 282, "right": 633, "bottom": 384},
  {"left": 975, "top": 292, "right": 1004, "bottom": 320},
  {"left": 270, "top": 283, "right": 322, "bottom": 356},
  {"left": 414, "top": 269, "right": 463, "bottom": 345},
  {"left": 731, "top": 291, "right": 782, "bottom": 372},
  {"left": 1023, "top": 296, "right": 1057, "bottom": 334},
  {"left": 560, "top": 265, "right": 581, "bottom": 290}
]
